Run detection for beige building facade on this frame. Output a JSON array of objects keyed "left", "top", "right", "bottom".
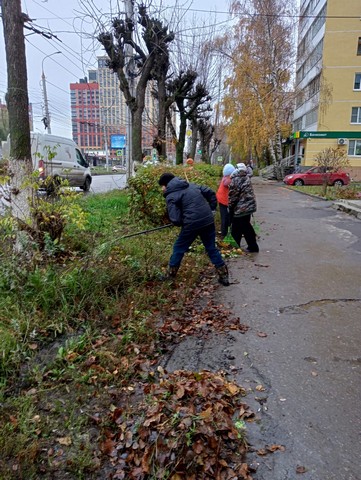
[{"left": 293, "top": 0, "right": 361, "bottom": 180}]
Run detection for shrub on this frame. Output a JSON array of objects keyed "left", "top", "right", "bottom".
[{"left": 128, "top": 163, "right": 222, "bottom": 225}]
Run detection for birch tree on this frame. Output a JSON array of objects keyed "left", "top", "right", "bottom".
[
  {"left": 1, "top": 0, "right": 34, "bottom": 223},
  {"left": 219, "top": 0, "right": 297, "bottom": 164}
]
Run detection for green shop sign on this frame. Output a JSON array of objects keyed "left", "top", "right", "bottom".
[{"left": 293, "top": 131, "right": 361, "bottom": 139}]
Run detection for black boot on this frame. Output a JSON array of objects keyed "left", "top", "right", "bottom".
[
  {"left": 216, "top": 264, "right": 230, "bottom": 286},
  {"left": 160, "top": 265, "right": 179, "bottom": 281}
]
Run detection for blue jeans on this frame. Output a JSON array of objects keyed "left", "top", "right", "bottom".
[{"left": 170, "top": 223, "right": 224, "bottom": 268}]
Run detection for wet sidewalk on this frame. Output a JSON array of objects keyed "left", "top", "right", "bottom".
[{"left": 257, "top": 177, "right": 361, "bottom": 220}]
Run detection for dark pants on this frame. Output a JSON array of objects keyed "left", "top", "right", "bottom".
[
  {"left": 169, "top": 223, "right": 225, "bottom": 268},
  {"left": 219, "top": 203, "right": 230, "bottom": 238},
  {"left": 231, "top": 214, "right": 259, "bottom": 251}
]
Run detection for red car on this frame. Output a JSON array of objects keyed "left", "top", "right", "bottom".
[{"left": 283, "top": 167, "right": 350, "bottom": 186}]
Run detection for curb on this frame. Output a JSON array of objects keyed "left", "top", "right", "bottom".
[{"left": 332, "top": 200, "right": 361, "bottom": 219}]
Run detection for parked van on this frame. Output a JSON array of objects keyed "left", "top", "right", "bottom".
[{"left": 1, "top": 133, "right": 92, "bottom": 191}]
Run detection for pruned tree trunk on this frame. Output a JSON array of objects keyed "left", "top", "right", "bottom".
[
  {"left": 176, "top": 108, "right": 188, "bottom": 165},
  {"left": 189, "top": 119, "right": 198, "bottom": 160},
  {"left": 155, "top": 76, "right": 167, "bottom": 159},
  {"left": 2, "top": 0, "right": 33, "bottom": 224}
]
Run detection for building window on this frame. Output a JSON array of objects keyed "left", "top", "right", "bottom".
[
  {"left": 351, "top": 107, "right": 361, "bottom": 123},
  {"left": 358, "top": 37, "right": 361, "bottom": 55},
  {"left": 348, "top": 140, "right": 361, "bottom": 156},
  {"left": 354, "top": 73, "right": 361, "bottom": 90}
]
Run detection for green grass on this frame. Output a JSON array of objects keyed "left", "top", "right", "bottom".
[
  {"left": 288, "top": 183, "right": 361, "bottom": 200},
  {"left": 0, "top": 182, "right": 212, "bottom": 478}
]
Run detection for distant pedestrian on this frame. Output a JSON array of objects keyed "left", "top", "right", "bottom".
[
  {"left": 158, "top": 172, "right": 230, "bottom": 286},
  {"left": 216, "top": 163, "right": 236, "bottom": 240},
  {"left": 228, "top": 163, "right": 259, "bottom": 253}
]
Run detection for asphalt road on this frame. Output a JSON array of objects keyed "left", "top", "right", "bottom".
[
  {"left": 165, "top": 179, "right": 361, "bottom": 480},
  {"left": 87, "top": 173, "right": 126, "bottom": 194}
]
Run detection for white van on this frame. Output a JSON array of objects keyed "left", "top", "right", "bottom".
[{"left": 2, "top": 133, "right": 92, "bottom": 191}]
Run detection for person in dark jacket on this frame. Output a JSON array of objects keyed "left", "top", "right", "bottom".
[
  {"left": 158, "top": 172, "right": 229, "bottom": 286},
  {"left": 228, "top": 163, "right": 259, "bottom": 253}
]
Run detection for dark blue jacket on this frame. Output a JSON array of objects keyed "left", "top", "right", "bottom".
[{"left": 164, "top": 177, "right": 216, "bottom": 229}]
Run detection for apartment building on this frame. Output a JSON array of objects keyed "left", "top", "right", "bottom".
[
  {"left": 70, "top": 57, "right": 168, "bottom": 162},
  {"left": 293, "top": 0, "right": 361, "bottom": 179},
  {"left": 70, "top": 77, "right": 102, "bottom": 155},
  {"left": 0, "top": 99, "right": 33, "bottom": 140}
]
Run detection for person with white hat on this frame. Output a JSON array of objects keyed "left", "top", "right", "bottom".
[
  {"left": 237, "top": 162, "right": 253, "bottom": 177},
  {"left": 228, "top": 163, "right": 259, "bottom": 253}
]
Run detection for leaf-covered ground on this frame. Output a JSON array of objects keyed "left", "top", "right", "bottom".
[{"left": 1, "top": 265, "right": 259, "bottom": 479}]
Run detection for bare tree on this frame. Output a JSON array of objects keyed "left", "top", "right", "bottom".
[
  {"left": 163, "top": 10, "right": 226, "bottom": 164},
  {"left": 97, "top": 4, "right": 174, "bottom": 165},
  {"left": 313, "top": 147, "right": 350, "bottom": 196}
]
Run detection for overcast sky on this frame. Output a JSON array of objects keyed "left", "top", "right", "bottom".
[{"left": 0, "top": 0, "right": 299, "bottom": 139}]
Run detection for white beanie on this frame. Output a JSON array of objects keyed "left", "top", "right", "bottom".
[
  {"left": 223, "top": 163, "right": 235, "bottom": 176},
  {"left": 236, "top": 162, "right": 247, "bottom": 172}
]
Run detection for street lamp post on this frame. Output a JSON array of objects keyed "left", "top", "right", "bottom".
[{"left": 41, "top": 51, "right": 61, "bottom": 134}]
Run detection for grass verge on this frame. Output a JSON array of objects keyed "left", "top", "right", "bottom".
[
  {"left": 0, "top": 183, "right": 252, "bottom": 479},
  {"left": 287, "top": 182, "right": 361, "bottom": 200}
]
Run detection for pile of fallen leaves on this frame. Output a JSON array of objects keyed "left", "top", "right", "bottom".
[
  {"left": 101, "top": 369, "right": 254, "bottom": 480},
  {"left": 160, "top": 297, "right": 249, "bottom": 341}
]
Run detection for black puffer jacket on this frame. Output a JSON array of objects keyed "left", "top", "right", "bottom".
[{"left": 164, "top": 177, "right": 216, "bottom": 229}]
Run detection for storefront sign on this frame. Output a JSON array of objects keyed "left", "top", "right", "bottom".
[{"left": 293, "top": 131, "right": 361, "bottom": 139}]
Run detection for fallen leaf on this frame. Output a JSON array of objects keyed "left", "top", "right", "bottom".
[
  {"left": 256, "top": 385, "right": 265, "bottom": 392},
  {"left": 176, "top": 385, "right": 185, "bottom": 399},
  {"left": 83, "top": 355, "right": 96, "bottom": 367},
  {"left": 9, "top": 415, "right": 18, "bottom": 426},
  {"left": 256, "top": 448, "right": 268, "bottom": 456},
  {"left": 100, "top": 438, "right": 115, "bottom": 455},
  {"left": 257, "top": 331, "right": 267, "bottom": 337},
  {"left": 157, "top": 365, "right": 165, "bottom": 376},
  {"left": 227, "top": 383, "right": 240, "bottom": 395},
  {"left": 296, "top": 465, "right": 307, "bottom": 474},
  {"left": 266, "top": 444, "right": 285, "bottom": 452},
  {"left": 26, "top": 388, "right": 37, "bottom": 396},
  {"left": 57, "top": 437, "right": 72, "bottom": 446}
]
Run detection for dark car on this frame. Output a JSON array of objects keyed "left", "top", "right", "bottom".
[{"left": 283, "top": 167, "right": 350, "bottom": 186}]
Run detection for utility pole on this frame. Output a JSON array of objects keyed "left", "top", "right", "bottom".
[
  {"left": 124, "top": 0, "right": 134, "bottom": 183},
  {"left": 101, "top": 107, "right": 109, "bottom": 170},
  {"left": 41, "top": 70, "right": 51, "bottom": 133},
  {"left": 41, "top": 52, "right": 61, "bottom": 134}
]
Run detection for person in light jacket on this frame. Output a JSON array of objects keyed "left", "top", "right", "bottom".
[
  {"left": 159, "top": 172, "right": 230, "bottom": 286},
  {"left": 228, "top": 163, "right": 259, "bottom": 253},
  {"left": 216, "top": 163, "right": 236, "bottom": 240}
]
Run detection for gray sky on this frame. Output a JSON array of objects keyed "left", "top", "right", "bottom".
[{"left": 0, "top": 0, "right": 300, "bottom": 138}]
